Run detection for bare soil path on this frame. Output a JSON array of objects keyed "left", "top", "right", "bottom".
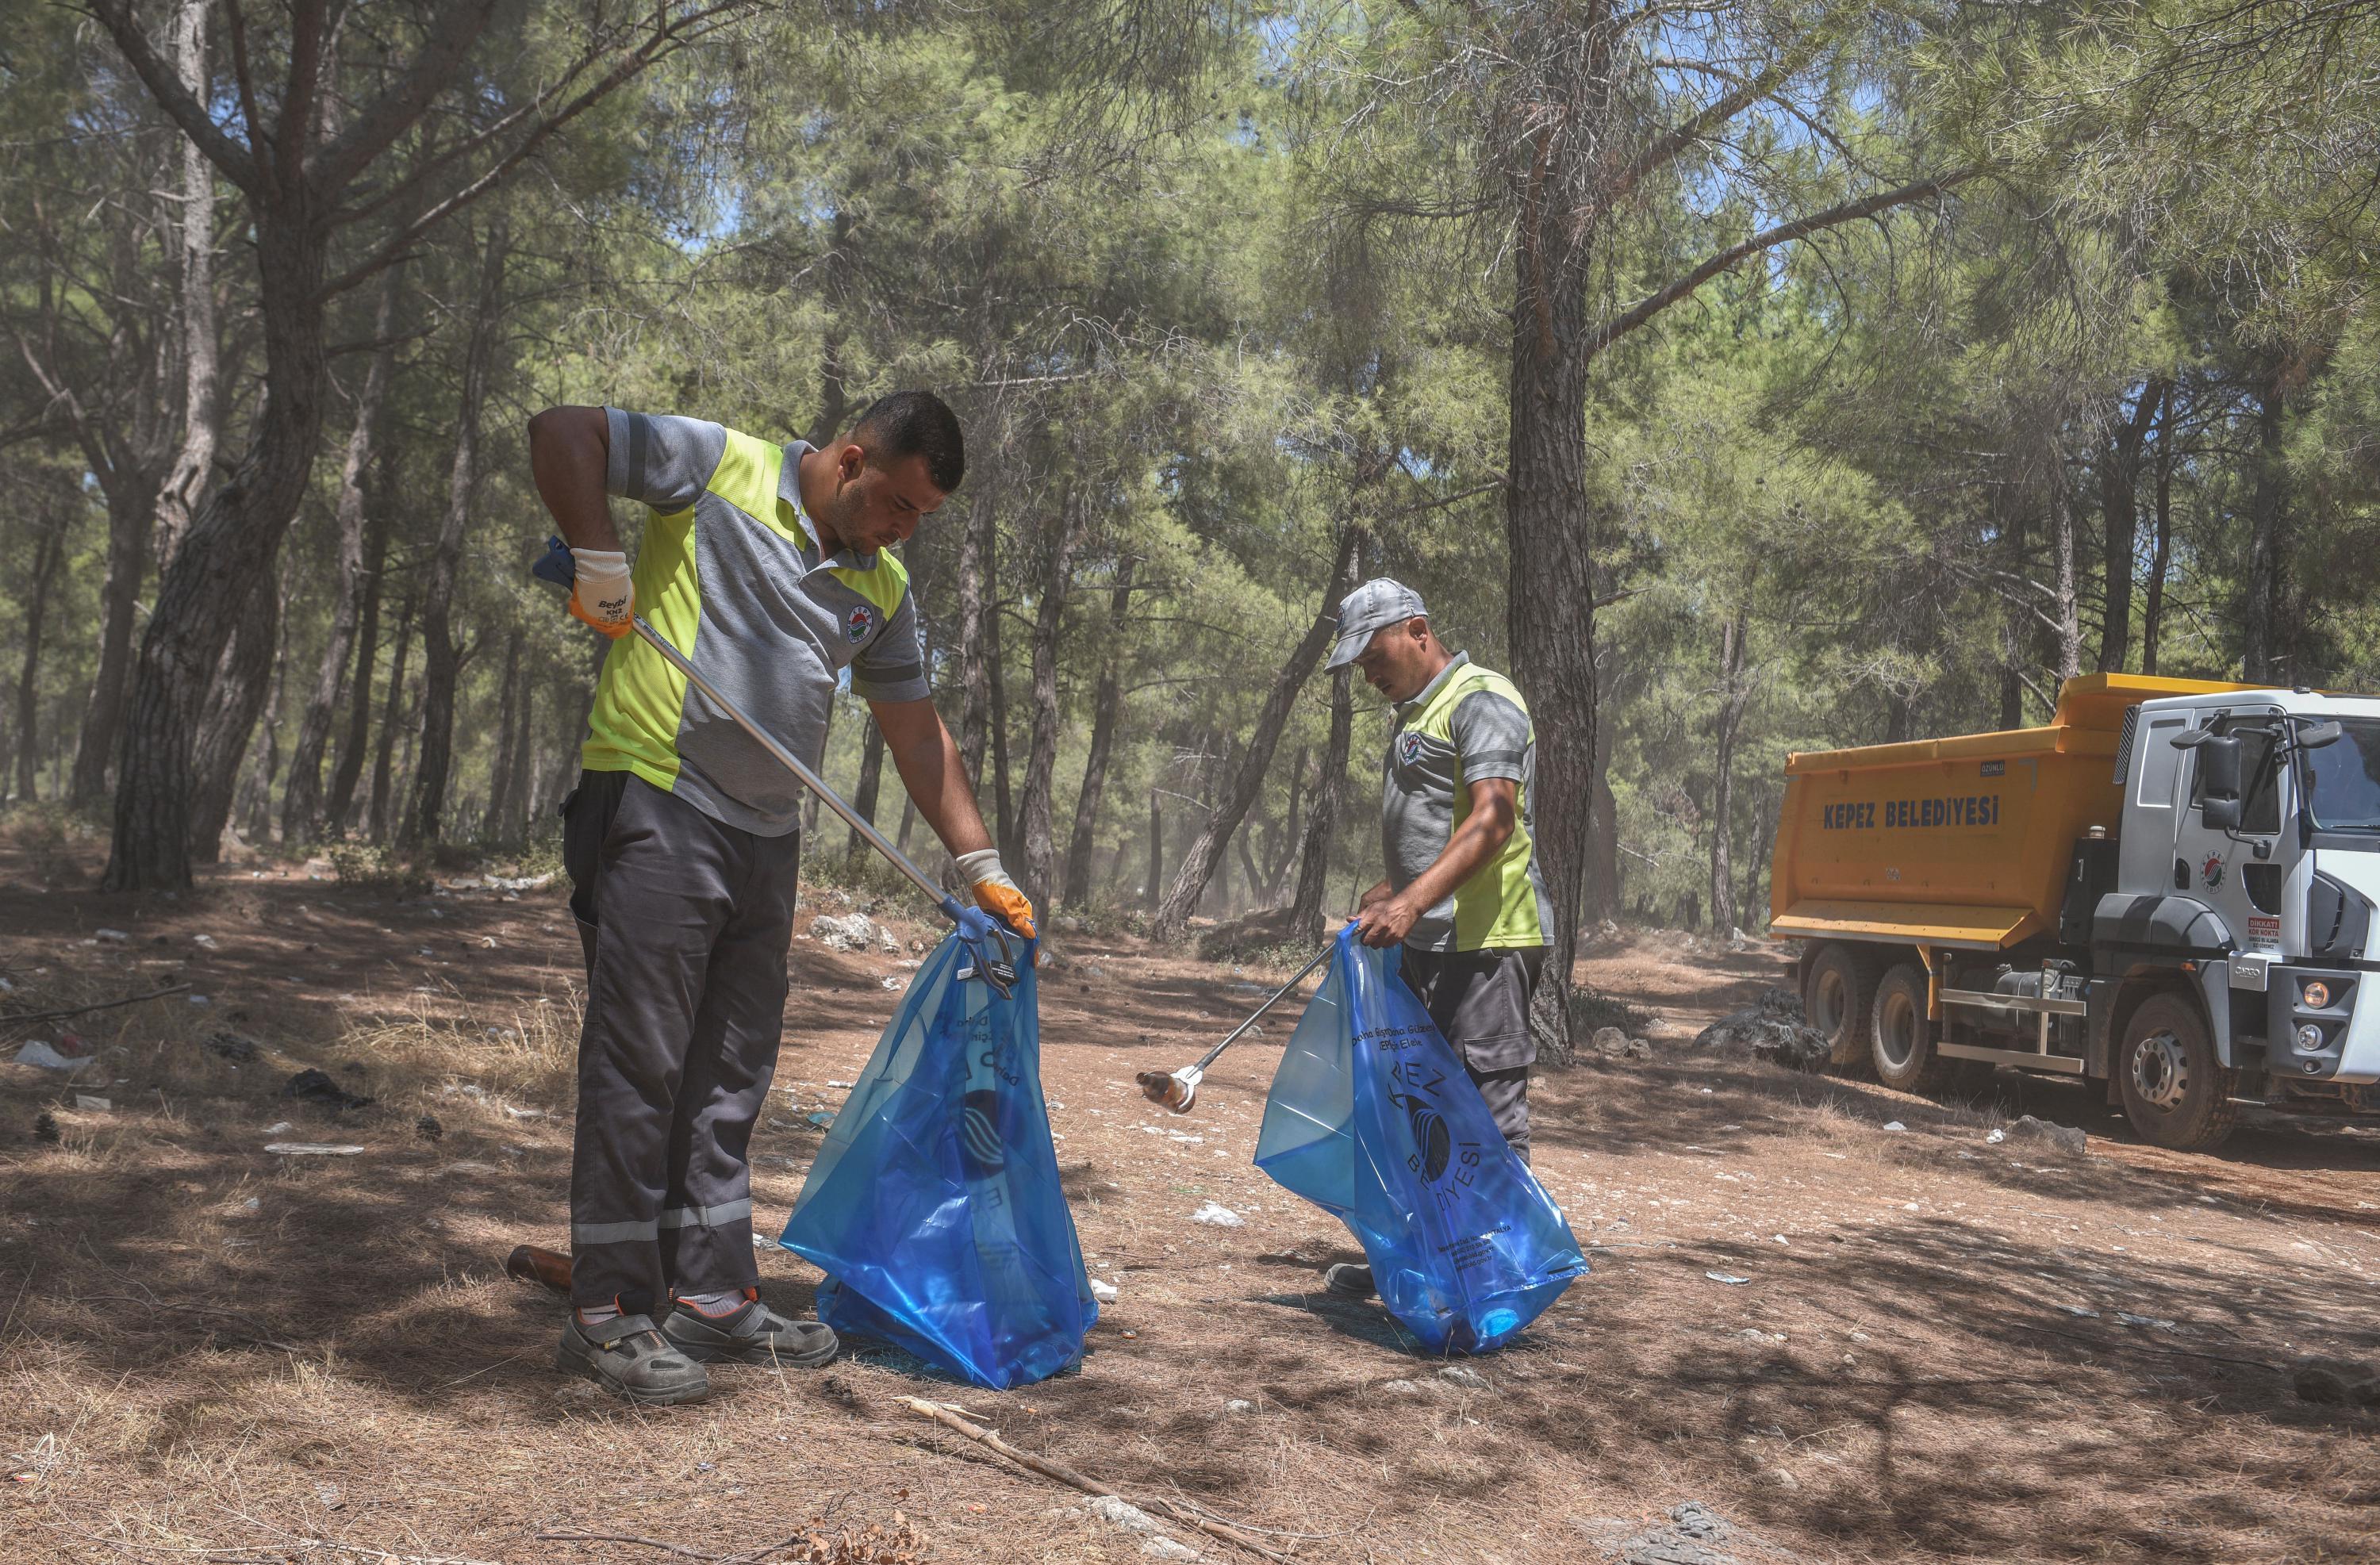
[{"left": 4, "top": 833, "right": 2378, "bottom": 1563}]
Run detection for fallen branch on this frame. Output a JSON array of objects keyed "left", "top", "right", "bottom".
[
  {"left": 536, "top": 1532, "right": 716, "bottom": 1560},
  {"left": 896, "top": 1396, "right": 1290, "bottom": 1562},
  {"left": 536, "top": 1525, "right": 879, "bottom": 1563},
  {"left": 1, "top": 982, "right": 191, "bottom": 1026}
]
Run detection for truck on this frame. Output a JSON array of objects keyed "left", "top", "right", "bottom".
[{"left": 1768, "top": 673, "right": 2380, "bottom": 1151}]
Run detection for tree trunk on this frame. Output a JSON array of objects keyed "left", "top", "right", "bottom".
[
  {"left": 1019, "top": 493, "right": 1086, "bottom": 911},
  {"left": 237, "top": 573, "right": 297, "bottom": 845},
  {"left": 1742, "top": 780, "right": 1779, "bottom": 931},
  {"left": 1998, "top": 502, "right": 2029, "bottom": 730},
  {"left": 401, "top": 217, "right": 509, "bottom": 852},
  {"left": 150, "top": 0, "right": 218, "bottom": 573},
  {"left": 989, "top": 604, "right": 1015, "bottom": 862},
  {"left": 2142, "top": 385, "right": 2175, "bottom": 677},
  {"left": 1267, "top": 744, "right": 1307, "bottom": 902},
  {"left": 186, "top": 553, "right": 282, "bottom": 861},
  {"left": 1061, "top": 559, "right": 1137, "bottom": 908},
  {"left": 67, "top": 477, "right": 156, "bottom": 808},
  {"left": 2048, "top": 433, "right": 2082, "bottom": 683},
  {"left": 104, "top": 211, "right": 327, "bottom": 889},
  {"left": 807, "top": 326, "right": 850, "bottom": 451},
  {"left": 847, "top": 715, "right": 885, "bottom": 861},
  {"left": 1504, "top": 215, "right": 1600, "bottom": 1063},
  {"left": 368, "top": 591, "right": 418, "bottom": 845},
  {"left": 285, "top": 266, "right": 402, "bottom": 846},
  {"left": 1708, "top": 596, "right": 1751, "bottom": 936},
  {"left": 2242, "top": 368, "right": 2289, "bottom": 681},
  {"left": 324, "top": 493, "right": 393, "bottom": 833},
  {"left": 958, "top": 489, "right": 994, "bottom": 781},
  {"left": 2094, "top": 379, "right": 2165, "bottom": 673},
  {"left": 1586, "top": 703, "right": 1619, "bottom": 923},
  {"left": 1145, "top": 788, "right": 1164, "bottom": 914},
  {"left": 505, "top": 666, "right": 535, "bottom": 850},
  {"left": 484, "top": 626, "right": 524, "bottom": 846},
  {"left": 1234, "top": 831, "right": 1265, "bottom": 915},
  {"left": 1150, "top": 526, "right": 1363, "bottom": 942},
  {"left": 12, "top": 516, "right": 72, "bottom": 804},
  {"left": 1290, "top": 665, "right": 1356, "bottom": 943}
]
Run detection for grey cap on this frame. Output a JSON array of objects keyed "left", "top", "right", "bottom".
[{"left": 1325, "top": 577, "right": 1427, "bottom": 670}]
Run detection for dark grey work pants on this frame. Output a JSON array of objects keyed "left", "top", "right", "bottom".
[
  {"left": 1399, "top": 945, "right": 1546, "bottom": 1164},
  {"left": 562, "top": 769, "right": 800, "bottom": 1313}
]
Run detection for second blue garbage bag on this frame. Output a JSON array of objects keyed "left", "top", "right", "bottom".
[
  {"left": 779, "top": 930, "right": 1094, "bottom": 1389},
  {"left": 1256, "top": 925, "right": 1587, "bottom": 1354}
]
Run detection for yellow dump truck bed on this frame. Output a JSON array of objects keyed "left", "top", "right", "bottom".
[{"left": 1768, "top": 674, "right": 2253, "bottom": 950}]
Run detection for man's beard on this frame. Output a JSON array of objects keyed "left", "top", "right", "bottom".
[{"left": 819, "top": 481, "right": 869, "bottom": 553}]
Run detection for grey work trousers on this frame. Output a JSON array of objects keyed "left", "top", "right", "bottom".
[
  {"left": 1399, "top": 945, "right": 1546, "bottom": 1164},
  {"left": 562, "top": 769, "right": 800, "bottom": 1313}
]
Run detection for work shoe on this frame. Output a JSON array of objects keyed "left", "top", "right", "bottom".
[
  {"left": 1322, "top": 1263, "right": 1376, "bottom": 1299},
  {"left": 557, "top": 1312, "right": 710, "bottom": 1406},
  {"left": 662, "top": 1290, "right": 839, "bottom": 1367}
]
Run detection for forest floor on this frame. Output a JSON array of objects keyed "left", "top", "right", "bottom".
[{"left": 4, "top": 817, "right": 2379, "bottom": 1564}]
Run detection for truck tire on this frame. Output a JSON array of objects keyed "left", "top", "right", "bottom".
[
  {"left": 2118, "top": 992, "right": 2239, "bottom": 1152},
  {"left": 1803, "top": 943, "right": 1881, "bottom": 1072},
  {"left": 1871, "top": 964, "right": 1952, "bottom": 1092}
]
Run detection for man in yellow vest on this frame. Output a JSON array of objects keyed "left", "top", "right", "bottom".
[
  {"left": 1326, "top": 578, "right": 1555, "bottom": 1297},
  {"left": 526, "top": 391, "right": 1033, "bottom": 1403}
]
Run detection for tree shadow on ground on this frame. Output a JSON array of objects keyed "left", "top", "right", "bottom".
[{"left": 1503, "top": 1215, "right": 2380, "bottom": 1561}]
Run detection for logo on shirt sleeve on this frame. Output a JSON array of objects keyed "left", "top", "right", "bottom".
[{"left": 845, "top": 604, "right": 875, "bottom": 643}]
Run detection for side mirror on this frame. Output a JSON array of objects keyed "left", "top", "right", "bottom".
[
  {"left": 2198, "top": 733, "right": 2243, "bottom": 830},
  {"left": 2171, "top": 727, "right": 2209, "bottom": 750},
  {"left": 2297, "top": 720, "right": 2344, "bottom": 750}
]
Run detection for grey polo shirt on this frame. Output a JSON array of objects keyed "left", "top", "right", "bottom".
[
  {"left": 1380, "top": 653, "right": 1556, "bottom": 953},
  {"left": 579, "top": 408, "right": 931, "bottom": 836}
]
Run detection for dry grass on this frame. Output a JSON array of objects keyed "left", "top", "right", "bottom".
[{"left": 5, "top": 846, "right": 2380, "bottom": 1563}]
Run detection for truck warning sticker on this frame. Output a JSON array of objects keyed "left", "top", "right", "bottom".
[
  {"left": 1820, "top": 794, "right": 2001, "bottom": 830},
  {"left": 1980, "top": 761, "right": 2006, "bottom": 777},
  {"left": 2247, "top": 913, "right": 2281, "bottom": 947}
]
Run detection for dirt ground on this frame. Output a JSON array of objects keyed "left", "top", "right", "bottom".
[{"left": 5, "top": 825, "right": 2379, "bottom": 1564}]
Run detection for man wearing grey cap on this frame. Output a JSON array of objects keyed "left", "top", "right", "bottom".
[{"left": 1322, "top": 577, "right": 1557, "bottom": 1299}]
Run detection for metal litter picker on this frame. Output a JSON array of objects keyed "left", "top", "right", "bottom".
[{"left": 1135, "top": 942, "right": 1332, "bottom": 1114}]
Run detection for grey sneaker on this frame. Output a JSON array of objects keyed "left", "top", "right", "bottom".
[
  {"left": 1322, "top": 1263, "right": 1376, "bottom": 1298},
  {"left": 662, "top": 1291, "right": 839, "bottom": 1367},
  {"left": 558, "top": 1312, "right": 710, "bottom": 1405}
]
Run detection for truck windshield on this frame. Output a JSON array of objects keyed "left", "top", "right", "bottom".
[{"left": 2304, "top": 718, "right": 2380, "bottom": 830}]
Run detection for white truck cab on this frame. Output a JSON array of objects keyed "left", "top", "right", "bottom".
[{"left": 2112, "top": 689, "right": 2380, "bottom": 1095}]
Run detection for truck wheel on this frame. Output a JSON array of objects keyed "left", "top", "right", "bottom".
[
  {"left": 1871, "top": 965, "right": 1951, "bottom": 1092},
  {"left": 2118, "top": 993, "right": 2239, "bottom": 1152},
  {"left": 1803, "top": 944, "right": 1880, "bottom": 1072}
]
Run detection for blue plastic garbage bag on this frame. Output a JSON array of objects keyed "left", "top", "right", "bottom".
[
  {"left": 1255, "top": 925, "right": 1587, "bottom": 1354},
  {"left": 779, "top": 930, "right": 1095, "bottom": 1388}
]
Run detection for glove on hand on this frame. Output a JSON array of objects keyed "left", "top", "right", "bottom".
[
  {"left": 955, "top": 849, "right": 1037, "bottom": 939},
  {"left": 567, "top": 548, "right": 634, "bottom": 639}
]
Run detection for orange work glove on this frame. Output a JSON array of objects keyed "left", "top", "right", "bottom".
[
  {"left": 955, "top": 850, "right": 1036, "bottom": 938},
  {"left": 567, "top": 548, "right": 635, "bottom": 639}
]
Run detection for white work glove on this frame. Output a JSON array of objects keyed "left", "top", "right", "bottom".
[
  {"left": 568, "top": 548, "right": 633, "bottom": 639},
  {"left": 956, "top": 849, "right": 1036, "bottom": 938}
]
